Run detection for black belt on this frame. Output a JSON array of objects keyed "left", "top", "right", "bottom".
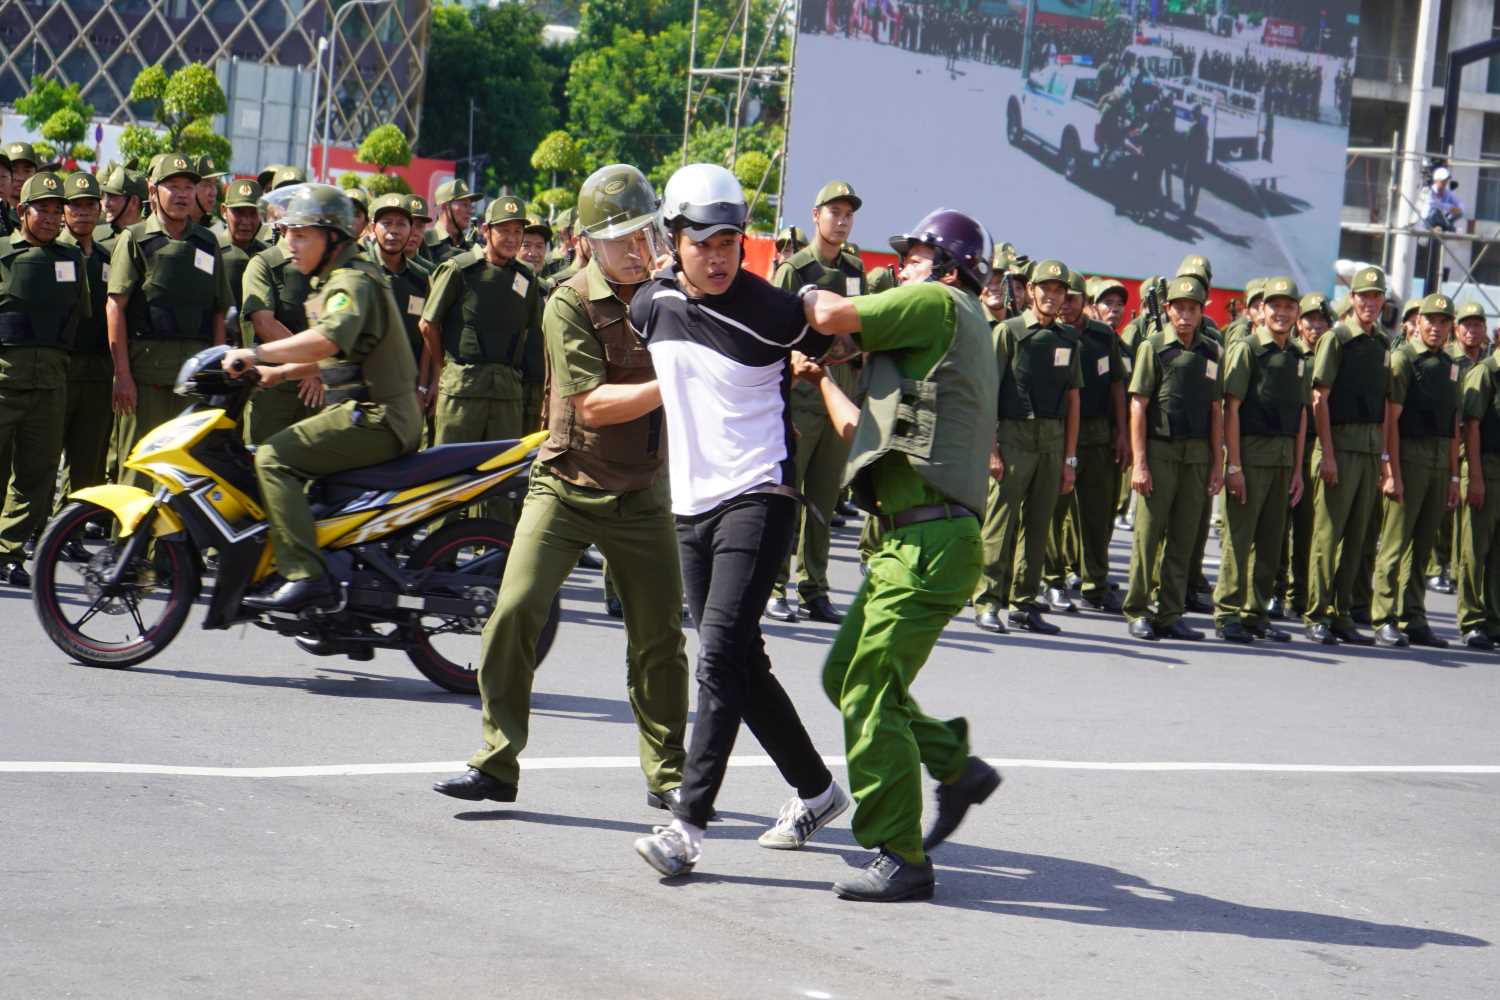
[{"left": 877, "top": 502, "right": 976, "bottom": 532}]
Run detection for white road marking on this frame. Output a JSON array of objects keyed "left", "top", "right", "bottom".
[{"left": 1, "top": 757, "right": 1499, "bottom": 778}]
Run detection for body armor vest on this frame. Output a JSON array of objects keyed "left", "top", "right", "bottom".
[
  {"left": 1236, "top": 334, "right": 1304, "bottom": 437},
  {"left": 1479, "top": 357, "right": 1500, "bottom": 455},
  {"left": 1077, "top": 320, "right": 1116, "bottom": 420},
  {"left": 998, "top": 318, "right": 1074, "bottom": 420},
  {"left": 263, "top": 243, "right": 310, "bottom": 339},
  {"left": 127, "top": 223, "right": 219, "bottom": 341},
  {"left": 0, "top": 240, "right": 85, "bottom": 349},
  {"left": 1396, "top": 346, "right": 1457, "bottom": 440},
  {"left": 1328, "top": 325, "right": 1389, "bottom": 425},
  {"left": 1146, "top": 333, "right": 1220, "bottom": 440},
  {"left": 444, "top": 255, "right": 526, "bottom": 367}
]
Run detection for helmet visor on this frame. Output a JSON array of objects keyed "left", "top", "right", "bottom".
[
  {"left": 585, "top": 209, "right": 657, "bottom": 242},
  {"left": 589, "top": 226, "right": 669, "bottom": 286},
  {"left": 669, "top": 199, "right": 745, "bottom": 241}
]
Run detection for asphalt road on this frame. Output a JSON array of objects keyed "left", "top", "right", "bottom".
[{"left": 3, "top": 520, "right": 1497, "bottom": 999}]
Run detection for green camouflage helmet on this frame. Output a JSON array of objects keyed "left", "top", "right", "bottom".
[
  {"left": 19, "top": 172, "right": 67, "bottom": 206},
  {"left": 64, "top": 171, "right": 101, "bottom": 201},
  {"left": 576, "top": 164, "right": 658, "bottom": 240},
  {"left": 279, "top": 183, "right": 357, "bottom": 238}
]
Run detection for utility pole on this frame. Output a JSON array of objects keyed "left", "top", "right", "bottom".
[
  {"left": 1388, "top": 0, "right": 1442, "bottom": 297},
  {"left": 467, "top": 98, "right": 477, "bottom": 191}
]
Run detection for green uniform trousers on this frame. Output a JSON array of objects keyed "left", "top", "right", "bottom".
[
  {"left": 1371, "top": 438, "right": 1450, "bottom": 631},
  {"left": 1276, "top": 444, "right": 1317, "bottom": 614},
  {"left": 1351, "top": 499, "right": 1380, "bottom": 620},
  {"left": 1043, "top": 431, "right": 1117, "bottom": 597},
  {"left": 1457, "top": 464, "right": 1500, "bottom": 636},
  {"left": 521, "top": 381, "right": 545, "bottom": 435},
  {"left": 1305, "top": 441, "right": 1381, "bottom": 629},
  {"left": 1425, "top": 510, "right": 1454, "bottom": 578},
  {"left": 821, "top": 515, "right": 976, "bottom": 864},
  {"left": 0, "top": 386, "right": 66, "bottom": 558},
  {"left": 975, "top": 420, "right": 1064, "bottom": 612},
  {"left": 773, "top": 405, "right": 851, "bottom": 602},
  {"left": 1123, "top": 440, "right": 1209, "bottom": 627},
  {"left": 114, "top": 381, "right": 191, "bottom": 491},
  {"left": 1213, "top": 455, "right": 1291, "bottom": 628},
  {"left": 245, "top": 380, "right": 321, "bottom": 446},
  {"left": 255, "top": 403, "right": 406, "bottom": 580},
  {"left": 58, "top": 364, "right": 114, "bottom": 506},
  {"left": 1188, "top": 494, "right": 1214, "bottom": 598},
  {"left": 435, "top": 389, "right": 524, "bottom": 526},
  {"left": 470, "top": 468, "right": 689, "bottom": 789}
]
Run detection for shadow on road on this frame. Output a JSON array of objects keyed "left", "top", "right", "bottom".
[{"left": 127, "top": 664, "right": 479, "bottom": 704}]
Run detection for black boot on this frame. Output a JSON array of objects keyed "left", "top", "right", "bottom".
[{"left": 923, "top": 756, "right": 1003, "bottom": 852}]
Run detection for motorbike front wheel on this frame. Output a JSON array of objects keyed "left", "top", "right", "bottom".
[{"left": 32, "top": 502, "right": 201, "bottom": 669}]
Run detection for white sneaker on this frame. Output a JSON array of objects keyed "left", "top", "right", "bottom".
[
  {"left": 758, "top": 782, "right": 851, "bottom": 850},
  {"left": 634, "top": 825, "right": 700, "bottom": 876}
]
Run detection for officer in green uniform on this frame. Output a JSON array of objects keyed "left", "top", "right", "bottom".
[
  {"left": 107, "top": 154, "right": 231, "bottom": 489},
  {"left": 1123, "top": 276, "right": 1224, "bottom": 641},
  {"left": 1443, "top": 303, "right": 1490, "bottom": 598},
  {"left": 1458, "top": 332, "right": 1500, "bottom": 649},
  {"left": 54, "top": 171, "right": 114, "bottom": 511},
  {"left": 518, "top": 215, "right": 554, "bottom": 432},
  {"left": 216, "top": 178, "right": 267, "bottom": 315},
  {"left": 432, "top": 163, "right": 690, "bottom": 810},
  {"left": 0, "top": 151, "right": 11, "bottom": 236},
  {"left": 974, "top": 258, "right": 1082, "bottom": 636},
  {"left": 518, "top": 215, "right": 552, "bottom": 284},
  {"left": 4, "top": 143, "right": 38, "bottom": 198},
  {"left": 222, "top": 184, "right": 421, "bottom": 613},
  {"left": 1173, "top": 259, "right": 1222, "bottom": 612},
  {"left": 1043, "top": 269, "right": 1127, "bottom": 614},
  {"left": 193, "top": 155, "right": 225, "bottom": 228},
  {"left": 1275, "top": 293, "right": 1332, "bottom": 619},
  {"left": 773, "top": 225, "right": 807, "bottom": 269},
  {"left": 240, "top": 199, "right": 320, "bottom": 445},
  {"left": 1369, "top": 293, "right": 1460, "bottom": 649},
  {"left": 255, "top": 165, "right": 307, "bottom": 243},
  {"left": 1223, "top": 277, "right": 1264, "bottom": 346},
  {"left": 365, "top": 193, "right": 430, "bottom": 375},
  {"left": 0, "top": 172, "right": 90, "bottom": 585},
  {"left": 346, "top": 187, "right": 370, "bottom": 240},
  {"left": 96, "top": 167, "right": 147, "bottom": 253},
  {"left": 420, "top": 195, "right": 541, "bottom": 526},
  {"left": 1303, "top": 266, "right": 1391, "bottom": 645},
  {"left": 766, "top": 179, "right": 869, "bottom": 624},
  {"left": 1212, "top": 276, "right": 1307, "bottom": 644},
  {"left": 540, "top": 207, "right": 577, "bottom": 279},
  {"left": 423, "top": 179, "right": 481, "bottom": 265},
  {"left": 403, "top": 194, "right": 435, "bottom": 272},
  {"left": 1397, "top": 298, "right": 1421, "bottom": 346}
]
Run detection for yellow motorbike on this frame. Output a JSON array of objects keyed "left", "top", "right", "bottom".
[{"left": 30, "top": 346, "right": 558, "bottom": 694}]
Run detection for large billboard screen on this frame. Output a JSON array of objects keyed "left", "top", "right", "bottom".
[{"left": 783, "top": 1, "right": 1360, "bottom": 290}]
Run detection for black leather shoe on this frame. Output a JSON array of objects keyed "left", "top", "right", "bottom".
[
  {"left": 1044, "top": 587, "right": 1078, "bottom": 614},
  {"left": 1009, "top": 608, "right": 1061, "bottom": 635},
  {"left": 58, "top": 539, "right": 91, "bottom": 563},
  {"left": 1, "top": 559, "right": 31, "bottom": 588},
  {"left": 1128, "top": 618, "right": 1159, "bottom": 641},
  {"left": 1351, "top": 609, "right": 1373, "bottom": 627},
  {"left": 1405, "top": 625, "right": 1449, "bottom": 649},
  {"left": 605, "top": 595, "right": 623, "bottom": 619},
  {"left": 834, "top": 849, "right": 935, "bottom": 902},
  {"left": 802, "top": 596, "right": 844, "bottom": 624},
  {"left": 243, "top": 575, "right": 340, "bottom": 613},
  {"left": 432, "top": 768, "right": 517, "bottom": 802},
  {"left": 764, "top": 596, "right": 797, "bottom": 622},
  {"left": 1248, "top": 622, "right": 1293, "bottom": 643},
  {"left": 1266, "top": 596, "right": 1286, "bottom": 620},
  {"left": 1079, "top": 589, "right": 1124, "bottom": 614},
  {"left": 922, "top": 756, "right": 1002, "bottom": 852},
  {"left": 830, "top": 514, "right": 848, "bottom": 528},
  {"left": 1114, "top": 514, "right": 1132, "bottom": 531},
  {"left": 1159, "top": 620, "right": 1204, "bottom": 641},
  {"left": 1332, "top": 624, "right": 1375, "bottom": 646},
  {"left": 645, "top": 786, "right": 718, "bottom": 820},
  {"left": 577, "top": 548, "right": 604, "bottom": 570},
  {"left": 1464, "top": 630, "right": 1496, "bottom": 651},
  {"left": 1215, "top": 621, "right": 1255, "bottom": 644},
  {"left": 1305, "top": 622, "right": 1337, "bottom": 645},
  {"left": 1184, "top": 592, "right": 1213, "bottom": 614},
  {"left": 975, "top": 608, "right": 1007, "bottom": 634}
]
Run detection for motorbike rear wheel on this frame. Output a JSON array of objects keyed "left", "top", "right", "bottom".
[
  {"left": 32, "top": 501, "right": 201, "bottom": 669},
  {"left": 403, "top": 518, "right": 560, "bottom": 695}
]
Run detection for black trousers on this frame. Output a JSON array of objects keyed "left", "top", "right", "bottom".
[{"left": 672, "top": 493, "right": 832, "bottom": 828}]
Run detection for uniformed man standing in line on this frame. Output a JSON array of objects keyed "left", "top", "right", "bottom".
[
  {"left": 424, "top": 179, "right": 481, "bottom": 265},
  {"left": 973, "top": 258, "right": 1081, "bottom": 636},
  {"left": 1212, "top": 277, "right": 1307, "bottom": 644},
  {"left": 216, "top": 178, "right": 267, "bottom": 316},
  {"left": 403, "top": 194, "right": 435, "bottom": 271},
  {"left": 346, "top": 188, "right": 370, "bottom": 242},
  {"left": 518, "top": 215, "right": 555, "bottom": 432},
  {"left": 1426, "top": 304, "right": 1487, "bottom": 595},
  {"left": 1114, "top": 274, "right": 1162, "bottom": 529},
  {"left": 433, "top": 164, "right": 689, "bottom": 812},
  {"left": 1274, "top": 293, "right": 1333, "bottom": 620},
  {"left": 518, "top": 215, "right": 552, "bottom": 282},
  {"left": 107, "top": 155, "right": 231, "bottom": 489},
  {"left": 767, "top": 180, "right": 868, "bottom": 624},
  {"left": 540, "top": 207, "right": 577, "bottom": 279},
  {"left": 1370, "top": 293, "right": 1461, "bottom": 649},
  {"left": 1173, "top": 258, "right": 1222, "bottom": 613},
  {"left": 1458, "top": 327, "right": 1500, "bottom": 649},
  {"left": 96, "top": 167, "right": 146, "bottom": 253},
  {"left": 4, "top": 144, "right": 38, "bottom": 199},
  {"left": 192, "top": 156, "right": 224, "bottom": 228},
  {"left": 0, "top": 152, "right": 12, "bottom": 236},
  {"left": 773, "top": 225, "right": 807, "bottom": 270},
  {"left": 239, "top": 198, "right": 321, "bottom": 445},
  {"left": 365, "top": 193, "right": 430, "bottom": 374},
  {"left": 1303, "top": 266, "right": 1391, "bottom": 646},
  {"left": 1123, "top": 276, "right": 1224, "bottom": 641},
  {"left": 54, "top": 171, "right": 114, "bottom": 510},
  {"left": 0, "top": 173, "right": 90, "bottom": 585},
  {"left": 1043, "top": 271, "right": 1128, "bottom": 614},
  {"left": 1223, "top": 278, "right": 1264, "bottom": 346},
  {"left": 420, "top": 195, "right": 541, "bottom": 526}
]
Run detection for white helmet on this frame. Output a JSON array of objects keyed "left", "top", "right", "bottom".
[{"left": 660, "top": 163, "right": 747, "bottom": 240}]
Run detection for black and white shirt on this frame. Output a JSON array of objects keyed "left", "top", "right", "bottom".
[{"left": 631, "top": 265, "right": 833, "bottom": 516}]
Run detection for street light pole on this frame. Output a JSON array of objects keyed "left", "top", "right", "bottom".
[
  {"left": 467, "top": 98, "right": 477, "bottom": 191},
  {"left": 321, "top": 0, "right": 390, "bottom": 182},
  {"left": 305, "top": 36, "right": 328, "bottom": 176}
]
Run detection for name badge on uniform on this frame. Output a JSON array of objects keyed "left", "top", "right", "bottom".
[
  {"left": 1298, "top": 359, "right": 1306, "bottom": 378},
  {"left": 193, "top": 248, "right": 214, "bottom": 274},
  {"left": 512, "top": 272, "right": 529, "bottom": 298},
  {"left": 1096, "top": 355, "right": 1109, "bottom": 377},
  {"left": 1451, "top": 365, "right": 1460, "bottom": 382},
  {"left": 101, "top": 262, "right": 111, "bottom": 282},
  {"left": 1053, "top": 347, "right": 1071, "bottom": 367},
  {"left": 1206, "top": 360, "right": 1218, "bottom": 381},
  {"left": 845, "top": 277, "right": 861, "bottom": 297},
  {"left": 407, "top": 295, "right": 425, "bottom": 317},
  {"left": 54, "top": 260, "right": 76, "bottom": 283}
]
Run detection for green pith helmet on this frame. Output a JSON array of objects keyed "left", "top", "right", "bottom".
[
  {"left": 1165, "top": 275, "right": 1207, "bottom": 305},
  {"left": 1401, "top": 297, "right": 1421, "bottom": 321},
  {"left": 435, "top": 178, "right": 480, "bottom": 206},
  {"left": 1262, "top": 276, "right": 1300, "bottom": 303},
  {"left": 18, "top": 172, "right": 66, "bottom": 206},
  {"left": 269, "top": 164, "right": 307, "bottom": 191},
  {"left": 1299, "top": 293, "right": 1330, "bottom": 318},
  {"left": 776, "top": 225, "right": 807, "bottom": 253},
  {"left": 224, "top": 178, "right": 263, "bottom": 209},
  {"left": 555, "top": 206, "right": 577, "bottom": 232},
  {"left": 1176, "top": 253, "right": 1213, "bottom": 286},
  {"left": 1350, "top": 265, "right": 1387, "bottom": 295},
  {"left": 1029, "top": 259, "right": 1071, "bottom": 287},
  {"left": 1419, "top": 292, "right": 1455, "bottom": 319},
  {"left": 195, "top": 154, "right": 227, "bottom": 179},
  {"left": 1243, "top": 277, "right": 1264, "bottom": 304},
  {"left": 279, "top": 183, "right": 357, "bottom": 238},
  {"left": 103, "top": 166, "right": 148, "bottom": 201},
  {"left": 1093, "top": 277, "right": 1128, "bottom": 303},
  {"left": 814, "top": 179, "right": 862, "bottom": 211},
  {"left": 370, "top": 192, "right": 413, "bottom": 221},
  {"left": 405, "top": 194, "right": 431, "bottom": 222},
  {"left": 524, "top": 214, "right": 553, "bottom": 241},
  {"left": 5, "top": 142, "right": 38, "bottom": 168},
  {"left": 346, "top": 187, "right": 371, "bottom": 214},
  {"left": 483, "top": 194, "right": 527, "bottom": 226},
  {"left": 149, "top": 153, "right": 200, "bottom": 185},
  {"left": 1066, "top": 269, "right": 1087, "bottom": 296},
  {"left": 575, "top": 164, "right": 657, "bottom": 240},
  {"left": 64, "top": 170, "right": 101, "bottom": 201},
  {"left": 1456, "top": 302, "right": 1487, "bottom": 323}
]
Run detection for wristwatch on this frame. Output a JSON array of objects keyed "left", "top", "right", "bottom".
[
  {"left": 1226, "top": 464, "right": 1243, "bottom": 475},
  {"left": 1380, "top": 452, "right": 1391, "bottom": 463},
  {"left": 1064, "top": 456, "right": 1078, "bottom": 469}
]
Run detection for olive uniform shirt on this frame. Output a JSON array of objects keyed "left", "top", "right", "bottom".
[
  {"left": 421, "top": 251, "right": 541, "bottom": 399},
  {"left": 1221, "top": 327, "right": 1310, "bottom": 468},
  {"left": 1389, "top": 341, "right": 1457, "bottom": 472},
  {"left": 1129, "top": 327, "right": 1225, "bottom": 465},
  {"left": 1311, "top": 320, "right": 1391, "bottom": 455},
  {"left": 0, "top": 231, "right": 91, "bottom": 390}
]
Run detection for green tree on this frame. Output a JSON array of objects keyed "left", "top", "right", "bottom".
[
  {"left": 565, "top": 22, "right": 693, "bottom": 174},
  {"left": 16, "top": 76, "right": 94, "bottom": 134},
  {"left": 357, "top": 123, "right": 414, "bottom": 174},
  {"left": 124, "top": 62, "right": 230, "bottom": 162},
  {"left": 535, "top": 185, "right": 576, "bottom": 216},
  {"left": 530, "top": 129, "right": 581, "bottom": 191}
]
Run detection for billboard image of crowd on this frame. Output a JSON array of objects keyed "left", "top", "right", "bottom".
[{"left": 783, "top": 0, "right": 1360, "bottom": 290}]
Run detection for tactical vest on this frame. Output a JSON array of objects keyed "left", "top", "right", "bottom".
[
  {"left": 1479, "top": 357, "right": 1500, "bottom": 455},
  {"left": 844, "top": 284, "right": 999, "bottom": 515},
  {"left": 998, "top": 317, "right": 1075, "bottom": 421},
  {"left": 317, "top": 258, "right": 418, "bottom": 409},
  {"left": 1146, "top": 333, "right": 1220, "bottom": 440},
  {"left": 1396, "top": 345, "right": 1457, "bottom": 440},
  {"left": 787, "top": 246, "right": 866, "bottom": 297},
  {"left": 1077, "top": 320, "right": 1116, "bottom": 420},
  {"left": 73, "top": 242, "right": 110, "bottom": 356},
  {"left": 387, "top": 262, "right": 429, "bottom": 363},
  {"left": 127, "top": 223, "right": 219, "bottom": 341},
  {"left": 1327, "top": 325, "right": 1389, "bottom": 425},
  {"left": 0, "top": 240, "right": 85, "bottom": 350},
  {"left": 537, "top": 267, "right": 665, "bottom": 493},
  {"left": 1236, "top": 333, "right": 1304, "bottom": 437},
  {"left": 443, "top": 253, "right": 526, "bottom": 367},
  {"left": 264, "top": 243, "right": 310, "bottom": 339}
]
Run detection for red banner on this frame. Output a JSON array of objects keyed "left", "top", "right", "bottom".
[{"left": 1261, "top": 18, "right": 1304, "bottom": 49}]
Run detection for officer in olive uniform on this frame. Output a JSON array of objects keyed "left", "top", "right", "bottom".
[
  {"left": 1369, "top": 293, "right": 1460, "bottom": 649},
  {"left": 540, "top": 207, "right": 577, "bottom": 279},
  {"left": 5, "top": 143, "right": 38, "bottom": 199},
  {"left": 1212, "top": 277, "right": 1308, "bottom": 644},
  {"left": 1223, "top": 278, "right": 1264, "bottom": 346},
  {"left": 1304, "top": 266, "right": 1391, "bottom": 645},
  {"left": 1458, "top": 330, "right": 1500, "bottom": 649},
  {"left": 1425, "top": 306, "right": 1487, "bottom": 595},
  {"left": 256, "top": 165, "right": 307, "bottom": 243},
  {"left": 216, "top": 178, "right": 267, "bottom": 315},
  {"left": 767, "top": 180, "right": 869, "bottom": 624},
  {"left": 346, "top": 187, "right": 370, "bottom": 241},
  {"left": 1043, "top": 270, "right": 1128, "bottom": 614},
  {"left": 420, "top": 195, "right": 541, "bottom": 526},
  {"left": 365, "top": 193, "right": 429, "bottom": 374},
  {"left": 773, "top": 225, "right": 808, "bottom": 269},
  {"left": 433, "top": 164, "right": 690, "bottom": 810},
  {"left": 240, "top": 198, "right": 319, "bottom": 445},
  {"left": 974, "top": 258, "right": 1082, "bottom": 636},
  {"left": 424, "top": 179, "right": 481, "bottom": 265},
  {"left": 1173, "top": 258, "right": 1222, "bottom": 612},
  {"left": 1124, "top": 276, "right": 1224, "bottom": 641},
  {"left": 1275, "top": 293, "right": 1333, "bottom": 619},
  {"left": 193, "top": 155, "right": 225, "bottom": 228},
  {"left": 96, "top": 167, "right": 147, "bottom": 253},
  {"left": 107, "top": 154, "right": 231, "bottom": 490},
  {"left": 403, "top": 194, "right": 436, "bottom": 272},
  {"left": 0, "top": 173, "right": 91, "bottom": 585},
  {"left": 518, "top": 216, "right": 555, "bottom": 432},
  {"left": 518, "top": 215, "right": 552, "bottom": 284},
  {"left": 54, "top": 171, "right": 114, "bottom": 509}
]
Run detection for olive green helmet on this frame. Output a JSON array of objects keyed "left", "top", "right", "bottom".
[
  {"left": 276, "top": 183, "right": 357, "bottom": 238},
  {"left": 576, "top": 164, "right": 658, "bottom": 240}
]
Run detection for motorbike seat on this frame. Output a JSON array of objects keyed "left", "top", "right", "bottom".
[{"left": 321, "top": 440, "right": 524, "bottom": 493}]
